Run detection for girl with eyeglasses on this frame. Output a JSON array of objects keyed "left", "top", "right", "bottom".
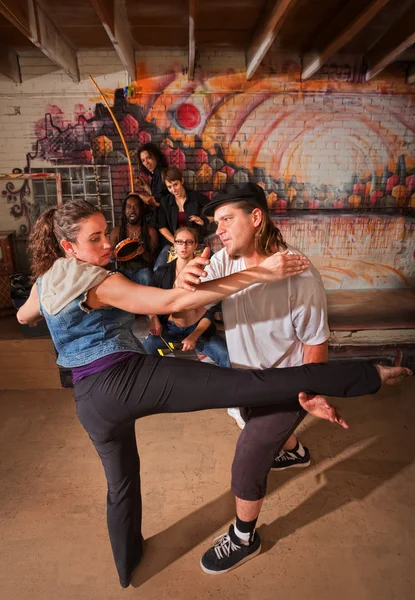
[
  {"left": 144, "top": 227, "right": 230, "bottom": 366},
  {"left": 152, "top": 166, "right": 211, "bottom": 269}
]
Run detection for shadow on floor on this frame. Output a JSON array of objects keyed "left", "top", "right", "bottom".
[{"left": 132, "top": 386, "right": 415, "bottom": 587}]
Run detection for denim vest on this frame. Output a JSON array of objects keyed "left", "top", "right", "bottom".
[{"left": 36, "top": 277, "right": 144, "bottom": 368}]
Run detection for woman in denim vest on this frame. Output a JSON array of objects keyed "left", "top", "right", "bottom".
[{"left": 17, "top": 199, "right": 411, "bottom": 588}]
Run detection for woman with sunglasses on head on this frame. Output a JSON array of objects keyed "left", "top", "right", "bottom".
[
  {"left": 144, "top": 227, "right": 230, "bottom": 366},
  {"left": 152, "top": 166, "right": 210, "bottom": 269},
  {"left": 16, "top": 199, "right": 411, "bottom": 589}
]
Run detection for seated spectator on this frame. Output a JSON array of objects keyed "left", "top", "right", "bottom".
[
  {"left": 144, "top": 227, "right": 230, "bottom": 367},
  {"left": 152, "top": 166, "right": 210, "bottom": 270},
  {"left": 110, "top": 193, "right": 158, "bottom": 286}
]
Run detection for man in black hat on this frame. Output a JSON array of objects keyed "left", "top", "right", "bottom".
[{"left": 195, "top": 182, "right": 330, "bottom": 574}]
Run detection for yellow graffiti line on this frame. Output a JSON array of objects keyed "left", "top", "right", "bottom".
[
  {"left": 321, "top": 275, "right": 342, "bottom": 283},
  {"left": 327, "top": 257, "right": 409, "bottom": 285}
]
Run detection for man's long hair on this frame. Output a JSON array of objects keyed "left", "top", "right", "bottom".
[
  {"left": 234, "top": 201, "right": 287, "bottom": 255},
  {"left": 119, "top": 194, "right": 151, "bottom": 253}
]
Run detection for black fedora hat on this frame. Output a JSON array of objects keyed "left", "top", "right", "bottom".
[{"left": 203, "top": 182, "right": 269, "bottom": 217}]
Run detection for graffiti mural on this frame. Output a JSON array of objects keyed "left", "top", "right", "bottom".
[
  {"left": 24, "top": 72, "right": 415, "bottom": 213},
  {"left": 1, "top": 67, "right": 414, "bottom": 287}
]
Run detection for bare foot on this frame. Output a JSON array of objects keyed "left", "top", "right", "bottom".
[{"left": 375, "top": 365, "right": 413, "bottom": 385}]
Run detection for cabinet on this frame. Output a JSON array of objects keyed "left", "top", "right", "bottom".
[{"left": 0, "top": 231, "right": 17, "bottom": 311}]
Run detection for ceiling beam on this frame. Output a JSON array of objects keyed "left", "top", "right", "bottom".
[
  {"left": 0, "top": 45, "right": 22, "bottom": 83},
  {"left": 188, "top": 0, "right": 195, "bottom": 80},
  {"left": 246, "top": 0, "right": 299, "bottom": 81},
  {"left": 0, "top": 0, "right": 80, "bottom": 81},
  {"left": 90, "top": 0, "right": 136, "bottom": 80},
  {"left": 301, "top": 0, "right": 392, "bottom": 80},
  {"left": 365, "top": 4, "right": 415, "bottom": 81}
]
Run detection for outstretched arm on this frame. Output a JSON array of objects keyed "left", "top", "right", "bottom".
[{"left": 87, "top": 250, "right": 309, "bottom": 315}]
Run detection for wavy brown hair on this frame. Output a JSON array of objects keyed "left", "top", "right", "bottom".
[
  {"left": 233, "top": 201, "right": 287, "bottom": 256},
  {"left": 137, "top": 142, "right": 167, "bottom": 175},
  {"left": 29, "top": 200, "right": 100, "bottom": 279}
]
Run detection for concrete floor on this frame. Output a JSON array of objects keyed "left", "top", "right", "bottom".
[{"left": 0, "top": 379, "right": 414, "bottom": 600}]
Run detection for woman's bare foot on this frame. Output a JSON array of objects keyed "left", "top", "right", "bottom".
[{"left": 375, "top": 365, "right": 412, "bottom": 385}]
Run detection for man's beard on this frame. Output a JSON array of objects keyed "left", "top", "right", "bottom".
[{"left": 127, "top": 214, "right": 139, "bottom": 224}]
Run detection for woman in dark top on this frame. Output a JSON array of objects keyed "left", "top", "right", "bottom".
[
  {"left": 144, "top": 227, "right": 230, "bottom": 366},
  {"left": 136, "top": 142, "right": 168, "bottom": 207},
  {"left": 153, "top": 166, "right": 210, "bottom": 269}
]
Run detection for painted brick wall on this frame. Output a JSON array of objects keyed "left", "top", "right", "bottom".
[{"left": 0, "top": 49, "right": 414, "bottom": 288}]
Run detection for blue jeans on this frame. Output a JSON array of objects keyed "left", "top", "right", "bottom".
[
  {"left": 143, "top": 320, "right": 231, "bottom": 368},
  {"left": 119, "top": 266, "right": 153, "bottom": 286},
  {"left": 153, "top": 245, "right": 170, "bottom": 272}
]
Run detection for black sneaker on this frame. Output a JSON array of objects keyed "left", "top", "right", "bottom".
[
  {"left": 200, "top": 524, "right": 261, "bottom": 575},
  {"left": 271, "top": 445, "right": 311, "bottom": 471}
]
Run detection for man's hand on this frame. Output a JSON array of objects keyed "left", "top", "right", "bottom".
[
  {"left": 256, "top": 250, "right": 309, "bottom": 283},
  {"left": 148, "top": 315, "right": 162, "bottom": 336},
  {"left": 136, "top": 243, "right": 145, "bottom": 256},
  {"left": 298, "top": 392, "right": 349, "bottom": 429},
  {"left": 181, "top": 335, "right": 197, "bottom": 351},
  {"left": 175, "top": 246, "right": 211, "bottom": 291}
]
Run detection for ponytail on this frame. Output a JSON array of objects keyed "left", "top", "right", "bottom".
[
  {"left": 29, "top": 207, "right": 63, "bottom": 279},
  {"left": 28, "top": 199, "right": 101, "bottom": 279}
]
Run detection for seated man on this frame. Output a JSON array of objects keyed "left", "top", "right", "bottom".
[
  {"left": 144, "top": 227, "right": 230, "bottom": 367},
  {"left": 110, "top": 192, "right": 158, "bottom": 285}
]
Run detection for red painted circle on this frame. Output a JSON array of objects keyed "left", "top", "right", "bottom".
[{"left": 176, "top": 103, "right": 201, "bottom": 130}]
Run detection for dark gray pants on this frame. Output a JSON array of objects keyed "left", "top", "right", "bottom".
[{"left": 74, "top": 354, "right": 380, "bottom": 586}]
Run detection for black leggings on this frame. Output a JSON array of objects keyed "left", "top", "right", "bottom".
[{"left": 74, "top": 354, "right": 380, "bottom": 587}]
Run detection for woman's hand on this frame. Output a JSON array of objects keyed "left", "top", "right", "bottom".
[
  {"left": 148, "top": 315, "right": 162, "bottom": 336},
  {"left": 256, "top": 250, "right": 309, "bottom": 283},
  {"left": 189, "top": 215, "right": 204, "bottom": 226},
  {"left": 175, "top": 247, "right": 211, "bottom": 291},
  {"left": 146, "top": 196, "right": 159, "bottom": 207},
  {"left": 181, "top": 335, "right": 197, "bottom": 351}
]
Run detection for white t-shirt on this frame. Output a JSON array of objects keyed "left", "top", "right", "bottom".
[{"left": 203, "top": 245, "right": 329, "bottom": 369}]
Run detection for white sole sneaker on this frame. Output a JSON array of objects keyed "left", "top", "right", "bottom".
[
  {"left": 200, "top": 544, "right": 262, "bottom": 575},
  {"left": 227, "top": 408, "right": 246, "bottom": 430},
  {"left": 271, "top": 458, "right": 311, "bottom": 471}
]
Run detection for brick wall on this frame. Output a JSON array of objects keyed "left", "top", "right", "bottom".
[{"left": 0, "top": 48, "right": 414, "bottom": 287}]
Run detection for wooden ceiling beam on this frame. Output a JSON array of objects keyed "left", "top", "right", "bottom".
[
  {"left": 0, "top": 45, "right": 22, "bottom": 83},
  {"left": 188, "top": 0, "right": 195, "bottom": 80},
  {"left": 301, "top": 0, "right": 392, "bottom": 80},
  {"left": 365, "top": 4, "right": 415, "bottom": 81},
  {"left": 246, "top": 0, "right": 299, "bottom": 81},
  {"left": 90, "top": 0, "right": 136, "bottom": 80},
  {"left": 0, "top": 0, "right": 80, "bottom": 81}
]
